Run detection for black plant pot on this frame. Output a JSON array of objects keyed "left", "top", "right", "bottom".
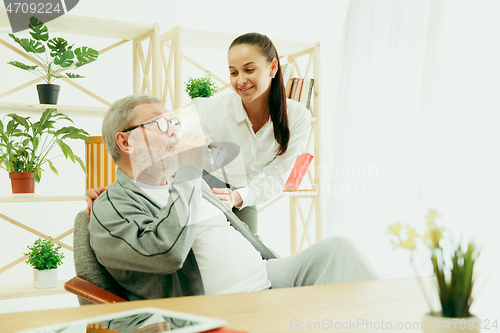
[{"left": 36, "top": 84, "right": 60, "bottom": 105}]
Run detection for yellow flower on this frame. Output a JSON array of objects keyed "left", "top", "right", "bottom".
[
  {"left": 407, "top": 226, "right": 419, "bottom": 239},
  {"left": 389, "top": 223, "right": 419, "bottom": 251},
  {"left": 401, "top": 225, "right": 419, "bottom": 250},
  {"left": 400, "top": 237, "right": 417, "bottom": 250},
  {"left": 423, "top": 209, "right": 445, "bottom": 249},
  {"left": 424, "top": 224, "right": 445, "bottom": 249},
  {"left": 425, "top": 209, "right": 441, "bottom": 224},
  {"left": 388, "top": 222, "right": 404, "bottom": 236}
]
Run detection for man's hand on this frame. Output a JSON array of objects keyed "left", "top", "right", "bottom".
[
  {"left": 85, "top": 186, "right": 107, "bottom": 218},
  {"left": 176, "top": 130, "right": 210, "bottom": 169}
]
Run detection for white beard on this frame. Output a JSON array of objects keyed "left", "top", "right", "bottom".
[{"left": 131, "top": 132, "right": 180, "bottom": 185}]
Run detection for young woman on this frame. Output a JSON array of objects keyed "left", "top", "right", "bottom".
[
  {"left": 199, "top": 32, "right": 310, "bottom": 233},
  {"left": 87, "top": 32, "right": 310, "bottom": 234}
]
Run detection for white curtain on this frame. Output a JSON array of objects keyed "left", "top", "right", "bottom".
[{"left": 325, "top": 0, "right": 446, "bottom": 278}]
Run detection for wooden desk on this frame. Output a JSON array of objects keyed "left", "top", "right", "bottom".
[{"left": 0, "top": 275, "right": 498, "bottom": 333}]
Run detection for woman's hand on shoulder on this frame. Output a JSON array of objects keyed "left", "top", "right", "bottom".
[{"left": 86, "top": 186, "right": 108, "bottom": 218}]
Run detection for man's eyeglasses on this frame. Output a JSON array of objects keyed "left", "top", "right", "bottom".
[{"left": 122, "top": 117, "right": 181, "bottom": 133}]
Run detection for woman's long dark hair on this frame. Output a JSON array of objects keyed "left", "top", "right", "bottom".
[{"left": 229, "top": 32, "right": 290, "bottom": 156}]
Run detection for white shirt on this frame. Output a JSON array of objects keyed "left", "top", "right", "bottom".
[
  {"left": 137, "top": 181, "right": 271, "bottom": 295},
  {"left": 195, "top": 92, "right": 310, "bottom": 208}
]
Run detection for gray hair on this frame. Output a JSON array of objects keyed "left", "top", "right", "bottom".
[{"left": 102, "top": 94, "right": 164, "bottom": 164}]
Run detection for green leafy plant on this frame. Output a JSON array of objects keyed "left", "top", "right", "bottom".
[
  {"left": 24, "top": 238, "right": 64, "bottom": 270},
  {"left": 185, "top": 75, "right": 218, "bottom": 99},
  {"left": 7, "top": 16, "right": 99, "bottom": 84},
  {"left": 0, "top": 108, "right": 93, "bottom": 182},
  {"left": 389, "top": 209, "right": 481, "bottom": 318}
]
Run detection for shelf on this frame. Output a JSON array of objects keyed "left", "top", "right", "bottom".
[
  {"left": 0, "top": 102, "right": 108, "bottom": 117},
  {"left": 0, "top": 195, "right": 85, "bottom": 203},
  {"left": 283, "top": 190, "right": 318, "bottom": 197},
  {"left": 0, "top": 279, "right": 67, "bottom": 299},
  {"left": 0, "top": 7, "right": 154, "bottom": 40}
]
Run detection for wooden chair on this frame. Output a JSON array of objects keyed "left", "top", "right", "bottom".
[
  {"left": 85, "top": 136, "right": 116, "bottom": 193},
  {"left": 65, "top": 136, "right": 124, "bottom": 304},
  {"left": 64, "top": 211, "right": 128, "bottom": 304}
]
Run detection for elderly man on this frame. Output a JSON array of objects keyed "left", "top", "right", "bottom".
[{"left": 89, "top": 93, "right": 378, "bottom": 302}]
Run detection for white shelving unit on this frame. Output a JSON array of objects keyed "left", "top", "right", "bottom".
[{"left": 0, "top": 7, "right": 162, "bottom": 288}]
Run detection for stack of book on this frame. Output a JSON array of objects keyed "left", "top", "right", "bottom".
[{"left": 281, "top": 64, "right": 315, "bottom": 110}]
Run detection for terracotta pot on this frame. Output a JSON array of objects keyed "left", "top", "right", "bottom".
[
  {"left": 36, "top": 84, "right": 60, "bottom": 104},
  {"left": 9, "top": 172, "right": 35, "bottom": 196},
  {"left": 422, "top": 313, "right": 480, "bottom": 333}
]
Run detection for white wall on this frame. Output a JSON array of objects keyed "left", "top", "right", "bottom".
[{"left": 0, "top": 0, "right": 349, "bottom": 285}]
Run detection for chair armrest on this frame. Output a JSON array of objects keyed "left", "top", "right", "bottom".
[{"left": 64, "top": 276, "right": 128, "bottom": 304}]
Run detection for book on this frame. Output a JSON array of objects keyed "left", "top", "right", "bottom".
[
  {"left": 299, "top": 78, "right": 315, "bottom": 110},
  {"left": 306, "top": 78, "right": 314, "bottom": 110},
  {"left": 294, "top": 78, "right": 304, "bottom": 101},
  {"left": 285, "top": 78, "right": 293, "bottom": 98},
  {"left": 281, "top": 62, "right": 293, "bottom": 86},
  {"left": 288, "top": 77, "right": 299, "bottom": 99},
  {"left": 285, "top": 153, "right": 314, "bottom": 191}
]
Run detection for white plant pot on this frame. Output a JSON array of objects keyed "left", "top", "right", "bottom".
[
  {"left": 422, "top": 313, "right": 480, "bottom": 333},
  {"left": 33, "top": 268, "right": 58, "bottom": 289}
]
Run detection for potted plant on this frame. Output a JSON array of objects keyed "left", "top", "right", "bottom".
[
  {"left": 24, "top": 237, "right": 64, "bottom": 289},
  {"left": 185, "top": 75, "right": 218, "bottom": 99},
  {"left": 389, "top": 209, "right": 481, "bottom": 332},
  {"left": 7, "top": 16, "right": 99, "bottom": 104},
  {"left": 0, "top": 108, "right": 93, "bottom": 196}
]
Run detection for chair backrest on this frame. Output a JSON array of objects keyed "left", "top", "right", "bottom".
[
  {"left": 85, "top": 136, "right": 117, "bottom": 193},
  {"left": 73, "top": 210, "right": 129, "bottom": 305}
]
